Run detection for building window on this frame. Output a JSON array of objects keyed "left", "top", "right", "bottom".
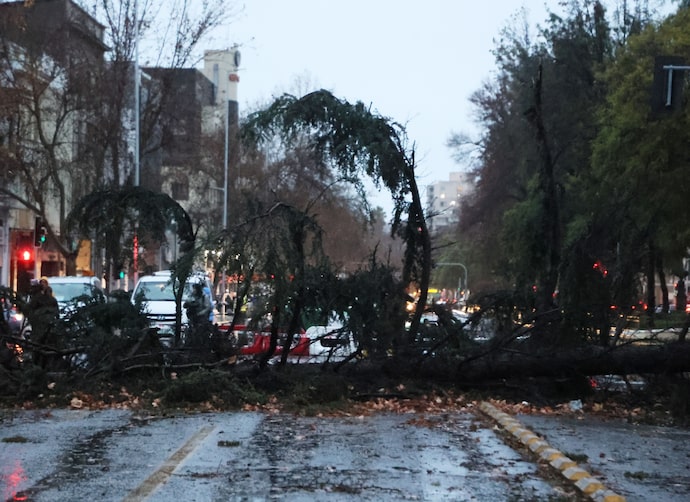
[
  {"left": 171, "top": 180, "right": 189, "bottom": 200},
  {"left": 212, "top": 63, "right": 219, "bottom": 104}
]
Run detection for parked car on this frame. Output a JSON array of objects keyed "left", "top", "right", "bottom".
[
  {"left": 2, "top": 298, "right": 30, "bottom": 338},
  {"left": 224, "top": 322, "right": 356, "bottom": 363},
  {"left": 130, "top": 270, "right": 215, "bottom": 344},
  {"left": 304, "top": 324, "right": 357, "bottom": 362},
  {"left": 44, "top": 276, "right": 104, "bottom": 318},
  {"left": 219, "top": 324, "right": 309, "bottom": 359},
  {"left": 589, "top": 374, "right": 647, "bottom": 392}
]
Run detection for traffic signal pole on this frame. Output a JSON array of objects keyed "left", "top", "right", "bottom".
[{"left": 33, "top": 216, "right": 44, "bottom": 279}]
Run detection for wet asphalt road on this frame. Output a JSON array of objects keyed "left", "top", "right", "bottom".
[
  {"left": 2, "top": 408, "right": 562, "bottom": 501},
  {"left": 518, "top": 413, "right": 690, "bottom": 502},
  {"left": 0, "top": 406, "right": 687, "bottom": 501}
]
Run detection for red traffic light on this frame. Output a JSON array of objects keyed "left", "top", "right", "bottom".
[{"left": 19, "top": 248, "right": 33, "bottom": 262}]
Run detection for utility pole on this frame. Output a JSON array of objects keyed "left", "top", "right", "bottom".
[
  {"left": 436, "top": 262, "right": 468, "bottom": 301},
  {"left": 203, "top": 48, "right": 241, "bottom": 322},
  {"left": 132, "top": 0, "right": 140, "bottom": 289}
]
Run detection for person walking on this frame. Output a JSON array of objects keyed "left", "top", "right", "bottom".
[
  {"left": 676, "top": 273, "right": 687, "bottom": 313},
  {"left": 183, "top": 282, "right": 212, "bottom": 346},
  {"left": 25, "top": 277, "right": 59, "bottom": 368}
]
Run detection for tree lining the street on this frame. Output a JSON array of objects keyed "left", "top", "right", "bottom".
[
  {"left": 5, "top": 1, "right": 690, "bottom": 410},
  {"left": 239, "top": 90, "right": 431, "bottom": 350},
  {"left": 447, "top": 0, "right": 690, "bottom": 345}
]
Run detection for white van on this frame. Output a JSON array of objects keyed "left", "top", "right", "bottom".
[
  {"left": 45, "top": 276, "right": 104, "bottom": 318},
  {"left": 130, "top": 271, "right": 214, "bottom": 339}
]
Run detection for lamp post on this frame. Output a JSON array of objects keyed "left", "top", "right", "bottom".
[
  {"left": 223, "top": 99, "right": 229, "bottom": 229},
  {"left": 132, "top": 0, "right": 140, "bottom": 289},
  {"left": 220, "top": 49, "right": 241, "bottom": 322}
]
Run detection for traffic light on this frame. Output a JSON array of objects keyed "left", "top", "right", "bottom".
[
  {"left": 18, "top": 247, "right": 34, "bottom": 262},
  {"left": 34, "top": 217, "right": 47, "bottom": 247},
  {"left": 119, "top": 270, "right": 126, "bottom": 280}
]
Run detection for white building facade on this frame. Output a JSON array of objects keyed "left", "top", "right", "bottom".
[{"left": 426, "top": 172, "right": 472, "bottom": 234}]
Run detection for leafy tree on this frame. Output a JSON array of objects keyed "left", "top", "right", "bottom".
[
  {"left": 67, "top": 185, "right": 195, "bottom": 343},
  {"left": 450, "top": 0, "right": 665, "bottom": 342},
  {"left": 234, "top": 137, "right": 383, "bottom": 271},
  {"left": 591, "top": 7, "right": 690, "bottom": 328},
  {"left": 0, "top": 0, "right": 104, "bottom": 273},
  {"left": 241, "top": 90, "right": 432, "bottom": 347}
]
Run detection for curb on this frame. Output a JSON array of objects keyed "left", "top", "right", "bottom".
[{"left": 479, "top": 401, "right": 626, "bottom": 502}]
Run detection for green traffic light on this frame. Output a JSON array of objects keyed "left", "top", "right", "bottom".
[{"left": 119, "top": 271, "right": 125, "bottom": 279}]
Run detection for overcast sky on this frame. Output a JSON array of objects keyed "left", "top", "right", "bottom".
[
  {"left": 208, "top": 0, "right": 551, "bottom": 213},
  {"left": 206, "top": 0, "right": 671, "bottom": 214}
]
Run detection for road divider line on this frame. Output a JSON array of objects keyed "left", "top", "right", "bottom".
[
  {"left": 479, "top": 401, "right": 627, "bottom": 502},
  {"left": 123, "top": 424, "right": 215, "bottom": 502}
]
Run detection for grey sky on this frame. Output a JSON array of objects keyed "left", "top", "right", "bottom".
[
  {"left": 212, "top": 1, "right": 550, "bottom": 213},
  {"left": 206, "top": 0, "right": 672, "bottom": 214}
]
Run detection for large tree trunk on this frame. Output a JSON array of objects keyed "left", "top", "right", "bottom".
[
  {"left": 527, "top": 64, "right": 560, "bottom": 319},
  {"left": 380, "top": 342, "right": 690, "bottom": 382},
  {"left": 404, "top": 156, "right": 432, "bottom": 346},
  {"left": 646, "top": 240, "right": 656, "bottom": 326},
  {"left": 657, "top": 255, "right": 669, "bottom": 313}
]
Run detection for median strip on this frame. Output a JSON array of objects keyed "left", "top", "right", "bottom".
[{"left": 479, "top": 401, "right": 626, "bottom": 502}]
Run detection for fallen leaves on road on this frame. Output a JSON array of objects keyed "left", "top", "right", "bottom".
[
  {"left": 484, "top": 396, "right": 674, "bottom": 425},
  {"left": 10, "top": 370, "right": 677, "bottom": 428}
]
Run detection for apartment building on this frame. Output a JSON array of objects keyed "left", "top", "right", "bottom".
[
  {"left": 0, "top": 0, "right": 108, "bottom": 293},
  {"left": 0, "top": 0, "right": 241, "bottom": 292},
  {"left": 426, "top": 172, "right": 472, "bottom": 234},
  {"left": 141, "top": 48, "right": 240, "bottom": 270}
]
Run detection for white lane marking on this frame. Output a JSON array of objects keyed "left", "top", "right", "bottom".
[{"left": 123, "top": 424, "right": 215, "bottom": 501}]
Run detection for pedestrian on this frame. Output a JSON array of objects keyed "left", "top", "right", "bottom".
[
  {"left": 25, "top": 277, "right": 59, "bottom": 368},
  {"left": 183, "top": 282, "right": 212, "bottom": 346},
  {"left": 203, "top": 284, "right": 215, "bottom": 323},
  {"left": 676, "top": 273, "right": 687, "bottom": 313}
]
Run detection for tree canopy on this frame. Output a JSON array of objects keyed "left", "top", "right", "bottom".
[
  {"left": 449, "top": 0, "right": 690, "bottom": 342},
  {"left": 241, "top": 90, "right": 432, "bottom": 344}
]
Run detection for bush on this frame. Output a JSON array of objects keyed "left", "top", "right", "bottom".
[{"left": 161, "top": 369, "right": 264, "bottom": 408}]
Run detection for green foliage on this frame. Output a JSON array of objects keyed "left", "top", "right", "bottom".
[
  {"left": 448, "top": 1, "right": 690, "bottom": 340},
  {"left": 558, "top": 239, "right": 613, "bottom": 344},
  {"left": 241, "top": 89, "right": 432, "bottom": 348},
  {"left": 501, "top": 189, "right": 544, "bottom": 284},
  {"left": 593, "top": 9, "right": 690, "bottom": 268},
  {"left": 341, "top": 259, "right": 408, "bottom": 356},
  {"left": 161, "top": 369, "right": 263, "bottom": 407},
  {"left": 243, "top": 90, "right": 412, "bottom": 227},
  {"left": 53, "top": 295, "right": 152, "bottom": 375},
  {"left": 67, "top": 186, "right": 195, "bottom": 280}
]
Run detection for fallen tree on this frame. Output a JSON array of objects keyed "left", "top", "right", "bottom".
[{"left": 390, "top": 341, "right": 690, "bottom": 383}]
